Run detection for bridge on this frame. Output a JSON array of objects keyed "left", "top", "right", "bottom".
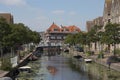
[{"left": 35, "top": 46, "right": 61, "bottom": 56}]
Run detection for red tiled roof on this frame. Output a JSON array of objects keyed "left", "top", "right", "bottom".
[
  {"left": 60, "top": 26, "right": 69, "bottom": 32},
  {"left": 47, "top": 23, "right": 81, "bottom": 33},
  {"left": 68, "top": 25, "right": 81, "bottom": 32},
  {"left": 47, "top": 22, "right": 61, "bottom": 32}
]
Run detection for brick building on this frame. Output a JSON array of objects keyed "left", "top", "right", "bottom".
[{"left": 0, "top": 13, "right": 14, "bottom": 24}]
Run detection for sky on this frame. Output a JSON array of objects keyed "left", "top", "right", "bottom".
[{"left": 0, "top": 0, "right": 105, "bottom": 32}]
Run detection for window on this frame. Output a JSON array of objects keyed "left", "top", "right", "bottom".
[
  {"left": 50, "top": 36, "right": 55, "bottom": 39},
  {"left": 57, "top": 36, "right": 62, "bottom": 39},
  {"left": 108, "top": 19, "right": 111, "bottom": 23},
  {"left": 54, "top": 28, "right": 58, "bottom": 31}
]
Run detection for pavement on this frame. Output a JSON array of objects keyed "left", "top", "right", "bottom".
[{"left": 0, "top": 70, "right": 8, "bottom": 78}]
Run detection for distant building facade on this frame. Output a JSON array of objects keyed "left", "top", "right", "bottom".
[
  {"left": 103, "top": 0, "right": 120, "bottom": 25},
  {"left": 0, "top": 13, "right": 14, "bottom": 24},
  {"left": 86, "top": 21, "right": 94, "bottom": 32},
  {"left": 86, "top": 17, "right": 103, "bottom": 32},
  {"left": 103, "top": 0, "right": 120, "bottom": 50},
  {"left": 110, "top": 0, "right": 120, "bottom": 24},
  {"left": 45, "top": 23, "right": 81, "bottom": 46},
  {"left": 103, "top": 0, "right": 112, "bottom": 26}
]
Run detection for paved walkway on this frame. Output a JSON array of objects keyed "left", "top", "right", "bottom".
[{"left": 0, "top": 70, "right": 8, "bottom": 78}]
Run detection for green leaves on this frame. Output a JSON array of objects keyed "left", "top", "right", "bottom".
[
  {"left": 102, "top": 23, "right": 120, "bottom": 45},
  {"left": 0, "top": 18, "right": 41, "bottom": 49}
]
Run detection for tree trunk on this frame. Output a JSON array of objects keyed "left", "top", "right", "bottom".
[
  {"left": 113, "top": 43, "right": 116, "bottom": 56},
  {"left": 108, "top": 44, "right": 110, "bottom": 53},
  {"left": 95, "top": 42, "right": 97, "bottom": 51}
]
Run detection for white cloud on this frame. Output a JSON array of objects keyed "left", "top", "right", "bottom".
[
  {"left": 0, "top": 0, "right": 27, "bottom": 6},
  {"left": 69, "top": 11, "right": 77, "bottom": 15},
  {"left": 52, "top": 10, "right": 65, "bottom": 15}
]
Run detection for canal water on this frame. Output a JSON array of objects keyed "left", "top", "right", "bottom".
[{"left": 16, "top": 55, "right": 120, "bottom": 80}]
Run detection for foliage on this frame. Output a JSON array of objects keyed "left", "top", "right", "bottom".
[
  {"left": 0, "top": 17, "right": 12, "bottom": 47},
  {"left": 98, "top": 51, "right": 104, "bottom": 58},
  {"left": 101, "top": 23, "right": 120, "bottom": 55},
  {"left": 101, "top": 23, "right": 120, "bottom": 45},
  {"left": 114, "top": 49, "right": 120, "bottom": 56},
  {"left": 64, "top": 34, "right": 76, "bottom": 45},
  {"left": 86, "top": 51, "right": 94, "bottom": 56},
  {"left": 0, "top": 57, "right": 12, "bottom": 71},
  {"left": 0, "top": 17, "right": 41, "bottom": 54}
]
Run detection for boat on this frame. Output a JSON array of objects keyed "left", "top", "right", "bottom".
[
  {"left": 84, "top": 59, "right": 92, "bottom": 63},
  {"left": 18, "top": 66, "right": 31, "bottom": 73}
]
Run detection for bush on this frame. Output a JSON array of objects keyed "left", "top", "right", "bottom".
[
  {"left": 86, "top": 51, "right": 94, "bottom": 56},
  {"left": 98, "top": 51, "right": 104, "bottom": 58},
  {"left": 0, "top": 57, "right": 12, "bottom": 71},
  {"left": 114, "top": 49, "right": 120, "bottom": 56}
]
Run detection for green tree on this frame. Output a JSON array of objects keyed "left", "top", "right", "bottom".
[
  {"left": 101, "top": 23, "right": 120, "bottom": 55},
  {"left": 64, "top": 34, "right": 76, "bottom": 46}
]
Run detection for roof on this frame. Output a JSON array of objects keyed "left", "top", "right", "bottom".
[
  {"left": 68, "top": 25, "right": 81, "bottom": 32},
  {"left": 46, "top": 23, "right": 81, "bottom": 33},
  {"left": 47, "top": 22, "right": 61, "bottom": 32}
]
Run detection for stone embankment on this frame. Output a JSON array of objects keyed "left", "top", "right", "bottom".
[{"left": 69, "top": 48, "right": 120, "bottom": 72}]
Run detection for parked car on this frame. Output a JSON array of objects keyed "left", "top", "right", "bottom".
[{"left": 74, "top": 46, "right": 84, "bottom": 52}]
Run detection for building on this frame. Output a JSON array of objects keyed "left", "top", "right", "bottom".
[
  {"left": 93, "top": 17, "right": 103, "bottom": 26},
  {"left": 103, "top": 0, "right": 120, "bottom": 50},
  {"left": 0, "top": 13, "right": 14, "bottom": 24},
  {"left": 45, "top": 22, "right": 81, "bottom": 46},
  {"left": 86, "top": 21, "right": 94, "bottom": 32},
  {"left": 110, "top": 0, "right": 120, "bottom": 24},
  {"left": 103, "top": 0, "right": 112, "bottom": 26},
  {"left": 103, "top": 0, "right": 120, "bottom": 25},
  {"left": 86, "top": 16, "right": 103, "bottom": 32}
]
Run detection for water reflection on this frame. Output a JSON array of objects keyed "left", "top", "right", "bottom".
[
  {"left": 16, "top": 55, "right": 120, "bottom": 80},
  {"left": 73, "top": 58, "right": 120, "bottom": 80}
]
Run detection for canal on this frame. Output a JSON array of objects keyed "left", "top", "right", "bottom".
[{"left": 16, "top": 55, "right": 120, "bottom": 80}]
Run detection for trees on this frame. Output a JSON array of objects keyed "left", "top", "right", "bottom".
[
  {"left": 0, "top": 18, "right": 41, "bottom": 55},
  {"left": 101, "top": 23, "right": 120, "bottom": 55},
  {"left": 64, "top": 34, "right": 76, "bottom": 46},
  {"left": 0, "top": 18, "right": 12, "bottom": 56}
]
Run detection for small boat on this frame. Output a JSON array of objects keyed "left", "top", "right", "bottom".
[
  {"left": 18, "top": 66, "right": 31, "bottom": 73},
  {"left": 84, "top": 59, "right": 92, "bottom": 63}
]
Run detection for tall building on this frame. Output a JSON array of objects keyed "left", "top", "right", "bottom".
[
  {"left": 103, "top": 0, "right": 112, "bottom": 25},
  {"left": 102, "top": 0, "right": 120, "bottom": 51},
  {"left": 0, "top": 13, "right": 14, "bottom": 24},
  {"left": 110, "top": 0, "right": 120, "bottom": 24}
]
